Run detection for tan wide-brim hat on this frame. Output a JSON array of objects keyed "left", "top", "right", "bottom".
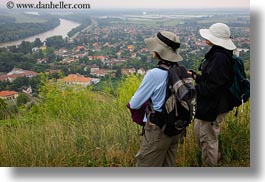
[
  {"left": 144, "top": 31, "right": 183, "bottom": 62},
  {"left": 199, "top": 23, "right": 237, "bottom": 50}
]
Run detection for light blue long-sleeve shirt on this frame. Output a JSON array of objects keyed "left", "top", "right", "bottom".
[{"left": 129, "top": 68, "right": 168, "bottom": 122}]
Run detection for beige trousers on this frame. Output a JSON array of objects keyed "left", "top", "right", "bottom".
[
  {"left": 194, "top": 113, "right": 227, "bottom": 167},
  {"left": 135, "top": 122, "right": 180, "bottom": 167}
]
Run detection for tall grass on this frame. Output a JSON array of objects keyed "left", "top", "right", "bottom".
[
  {"left": 0, "top": 75, "right": 250, "bottom": 167},
  {"left": 176, "top": 102, "right": 250, "bottom": 167}
]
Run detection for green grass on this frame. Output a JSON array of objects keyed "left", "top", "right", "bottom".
[
  {"left": 3, "top": 98, "right": 17, "bottom": 106},
  {"left": 176, "top": 102, "right": 250, "bottom": 167},
  {"left": 0, "top": 75, "right": 250, "bottom": 167}
]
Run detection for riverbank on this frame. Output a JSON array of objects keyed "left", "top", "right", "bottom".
[{"left": 0, "top": 19, "right": 80, "bottom": 48}]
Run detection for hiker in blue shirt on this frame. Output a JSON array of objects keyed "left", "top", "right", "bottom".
[{"left": 128, "top": 31, "right": 183, "bottom": 167}]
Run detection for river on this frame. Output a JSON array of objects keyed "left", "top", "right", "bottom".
[{"left": 0, "top": 19, "right": 80, "bottom": 48}]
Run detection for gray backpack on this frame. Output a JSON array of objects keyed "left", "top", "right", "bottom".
[{"left": 147, "top": 63, "right": 197, "bottom": 136}]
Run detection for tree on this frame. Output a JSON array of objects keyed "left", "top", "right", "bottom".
[
  {"left": 45, "top": 47, "right": 56, "bottom": 63},
  {"left": 32, "top": 38, "right": 43, "bottom": 48},
  {"left": 32, "top": 49, "right": 44, "bottom": 59},
  {"left": 7, "top": 45, "right": 19, "bottom": 53},
  {"left": 19, "top": 41, "right": 32, "bottom": 55},
  {"left": 20, "top": 54, "right": 35, "bottom": 70},
  {"left": 79, "top": 56, "right": 89, "bottom": 64},
  {"left": 115, "top": 67, "right": 122, "bottom": 78},
  {"left": 10, "top": 77, "right": 29, "bottom": 91},
  {"left": 46, "top": 36, "right": 65, "bottom": 49},
  {"left": 17, "top": 93, "right": 31, "bottom": 107}
]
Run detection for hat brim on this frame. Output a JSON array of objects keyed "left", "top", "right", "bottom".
[
  {"left": 144, "top": 37, "right": 183, "bottom": 62},
  {"left": 199, "top": 29, "right": 237, "bottom": 50}
]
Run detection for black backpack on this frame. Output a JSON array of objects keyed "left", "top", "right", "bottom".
[
  {"left": 228, "top": 55, "right": 250, "bottom": 114},
  {"left": 147, "top": 63, "right": 197, "bottom": 137}
]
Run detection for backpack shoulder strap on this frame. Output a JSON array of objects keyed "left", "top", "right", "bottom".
[
  {"left": 154, "top": 62, "right": 173, "bottom": 114},
  {"left": 157, "top": 63, "right": 170, "bottom": 71},
  {"left": 156, "top": 61, "right": 179, "bottom": 71}
]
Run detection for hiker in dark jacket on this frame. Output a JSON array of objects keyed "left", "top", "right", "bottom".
[{"left": 188, "top": 23, "right": 236, "bottom": 166}]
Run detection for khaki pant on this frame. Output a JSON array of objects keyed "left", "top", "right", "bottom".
[
  {"left": 135, "top": 122, "right": 180, "bottom": 167},
  {"left": 194, "top": 113, "right": 227, "bottom": 167}
]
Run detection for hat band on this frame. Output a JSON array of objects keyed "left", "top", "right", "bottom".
[{"left": 157, "top": 32, "right": 180, "bottom": 50}]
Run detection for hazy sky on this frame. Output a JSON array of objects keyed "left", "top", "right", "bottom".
[
  {"left": 88, "top": 0, "right": 249, "bottom": 9},
  {"left": 1, "top": 0, "right": 249, "bottom": 9}
]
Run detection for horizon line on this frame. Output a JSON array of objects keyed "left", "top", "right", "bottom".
[{"left": 0, "top": 7, "right": 250, "bottom": 10}]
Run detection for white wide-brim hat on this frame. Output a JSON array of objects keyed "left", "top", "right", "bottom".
[
  {"left": 199, "top": 23, "right": 237, "bottom": 50},
  {"left": 144, "top": 31, "right": 183, "bottom": 62}
]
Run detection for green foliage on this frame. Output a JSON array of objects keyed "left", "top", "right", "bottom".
[
  {"left": 17, "top": 93, "right": 31, "bottom": 107},
  {"left": 0, "top": 15, "right": 59, "bottom": 43},
  {"left": 19, "top": 41, "right": 32, "bottom": 54},
  {"left": 117, "top": 74, "right": 143, "bottom": 105},
  {"left": 32, "top": 38, "right": 43, "bottom": 48},
  {"left": 219, "top": 103, "right": 250, "bottom": 166},
  {"left": 0, "top": 48, "right": 35, "bottom": 72},
  {"left": 0, "top": 74, "right": 250, "bottom": 167},
  {"left": 0, "top": 98, "right": 8, "bottom": 119},
  {"left": 46, "top": 36, "right": 65, "bottom": 50},
  {"left": 0, "top": 76, "right": 41, "bottom": 94},
  {"left": 0, "top": 76, "right": 141, "bottom": 166},
  {"left": 45, "top": 47, "right": 56, "bottom": 63},
  {"left": 175, "top": 102, "right": 250, "bottom": 167},
  {"left": 0, "top": 98, "right": 17, "bottom": 120}
]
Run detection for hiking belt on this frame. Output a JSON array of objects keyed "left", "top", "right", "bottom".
[{"left": 146, "top": 100, "right": 164, "bottom": 127}]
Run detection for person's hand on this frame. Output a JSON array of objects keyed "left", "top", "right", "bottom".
[{"left": 187, "top": 70, "right": 197, "bottom": 80}]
